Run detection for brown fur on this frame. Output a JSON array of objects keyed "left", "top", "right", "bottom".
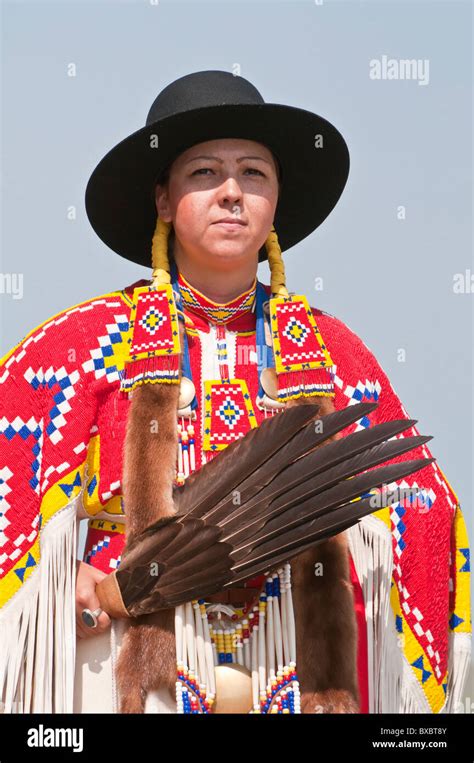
[
  {"left": 116, "top": 334, "right": 359, "bottom": 713},
  {"left": 285, "top": 396, "right": 360, "bottom": 713},
  {"left": 116, "top": 323, "right": 184, "bottom": 713}
]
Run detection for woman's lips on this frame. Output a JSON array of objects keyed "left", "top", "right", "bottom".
[{"left": 212, "top": 221, "right": 247, "bottom": 231}]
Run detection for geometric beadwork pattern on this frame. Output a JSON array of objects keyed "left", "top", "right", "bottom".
[
  {"left": 458, "top": 548, "right": 470, "bottom": 574},
  {"left": 125, "top": 286, "right": 180, "bottom": 359},
  {"left": 24, "top": 365, "right": 80, "bottom": 444},
  {"left": 332, "top": 364, "right": 381, "bottom": 431},
  {"left": 178, "top": 270, "right": 257, "bottom": 325},
  {"left": 85, "top": 535, "right": 110, "bottom": 562},
  {"left": 82, "top": 315, "right": 129, "bottom": 383},
  {"left": 388, "top": 476, "right": 444, "bottom": 681},
  {"left": 341, "top": 378, "right": 382, "bottom": 430},
  {"left": 282, "top": 317, "right": 309, "bottom": 346},
  {"left": 0, "top": 513, "right": 40, "bottom": 577},
  {"left": 270, "top": 294, "right": 333, "bottom": 373},
  {"left": 0, "top": 416, "right": 43, "bottom": 493},
  {"left": 0, "top": 293, "right": 135, "bottom": 601},
  {"left": 84, "top": 524, "right": 124, "bottom": 573},
  {"left": 0, "top": 466, "right": 14, "bottom": 546},
  {"left": 203, "top": 379, "right": 257, "bottom": 451},
  {"left": 390, "top": 479, "right": 437, "bottom": 559},
  {"left": 217, "top": 394, "right": 244, "bottom": 428}
]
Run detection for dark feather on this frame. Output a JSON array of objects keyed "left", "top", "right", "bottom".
[
  {"left": 108, "top": 402, "right": 435, "bottom": 617},
  {"left": 174, "top": 399, "right": 325, "bottom": 516},
  {"left": 219, "top": 433, "right": 431, "bottom": 544},
  {"left": 197, "top": 414, "right": 421, "bottom": 527},
  {"left": 175, "top": 400, "right": 380, "bottom": 518},
  {"left": 230, "top": 455, "right": 434, "bottom": 570}
]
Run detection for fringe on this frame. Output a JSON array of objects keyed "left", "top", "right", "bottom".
[
  {"left": 276, "top": 367, "right": 334, "bottom": 402},
  {"left": 170, "top": 565, "right": 300, "bottom": 713},
  {"left": 119, "top": 355, "right": 180, "bottom": 395},
  {"left": 0, "top": 499, "right": 78, "bottom": 713},
  {"left": 346, "top": 515, "right": 431, "bottom": 713},
  {"left": 347, "top": 515, "right": 472, "bottom": 713},
  {"left": 441, "top": 632, "right": 471, "bottom": 713}
]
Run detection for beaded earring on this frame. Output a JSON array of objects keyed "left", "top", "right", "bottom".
[
  {"left": 263, "top": 225, "right": 335, "bottom": 402},
  {"left": 119, "top": 218, "right": 181, "bottom": 396}
]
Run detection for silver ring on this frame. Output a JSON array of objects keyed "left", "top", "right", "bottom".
[{"left": 81, "top": 607, "right": 102, "bottom": 628}]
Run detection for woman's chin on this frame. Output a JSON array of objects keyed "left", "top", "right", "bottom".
[{"left": 205, "top": 245, "right": 254, "bottom": 263}]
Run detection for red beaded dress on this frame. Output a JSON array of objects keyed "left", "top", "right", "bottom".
[{"left": 0, "top": 270, "right": 467, "bottom": 714}]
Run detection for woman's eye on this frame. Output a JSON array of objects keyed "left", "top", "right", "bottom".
[{"left": 191, "top": 168, "right": 265, "bottom": 177}]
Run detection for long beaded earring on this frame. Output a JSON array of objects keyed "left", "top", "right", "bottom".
[
  {"left": 264, "top": 225, "right": 335, "bottom": 402},
  {"left": 119, "top": 216, "right": 181, "bottom": 395},
  {"left": 150, "top": 217, "right": 197, "bottom": 482}
]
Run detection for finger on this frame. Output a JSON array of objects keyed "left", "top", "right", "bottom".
[
  {"left": 77, "top": 617, "right": 106, "bottom": 639},
  {"left": 87, "top": 588, "right": 112, "bottom": 631},
  {"left": 76, "top": 605, "right": 103, "bottom": 638},
  {"left": 94, "top": 610, "right": 112, "bottom": 634},
  {"left": 76, "top": 608, "right": 111, "bottom": 637},
  {"left": 90, "top": 568, "right": 108, "bottom": 583},
  {"left": 76, "top": 618, "right": 94, "bottom": 639}
]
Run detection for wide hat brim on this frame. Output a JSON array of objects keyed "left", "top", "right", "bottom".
[{"left": 85, "top": 102, "right": 350, "bottom": 266}]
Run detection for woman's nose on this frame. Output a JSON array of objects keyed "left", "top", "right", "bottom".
[{"left": 218, "top": 175, "right": 242, "bottom": 201}]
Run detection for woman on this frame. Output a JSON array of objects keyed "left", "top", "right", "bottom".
[{"left": 0, "top": 70, "right": 470, "bottom": 715}]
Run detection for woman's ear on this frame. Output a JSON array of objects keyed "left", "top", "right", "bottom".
[{"left": 154, "top": 183, "right": 172, "bottom": 222}]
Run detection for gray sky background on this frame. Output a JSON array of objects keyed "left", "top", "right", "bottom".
[{"left": 1, "top": 0, "right": 472, "bottom": 701}]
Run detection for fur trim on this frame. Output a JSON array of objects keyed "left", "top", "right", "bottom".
[{"left": 116, "top": 325, "right": 182, "bottom": 712}]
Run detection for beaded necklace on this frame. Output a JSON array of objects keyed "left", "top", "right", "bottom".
[{"left": 170, "top": 259, "right": 282, "bottom": 487}]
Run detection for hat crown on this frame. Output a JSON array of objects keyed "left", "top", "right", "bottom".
[{"left": 145, "top": 70, "right": 265, "bottom": 125}]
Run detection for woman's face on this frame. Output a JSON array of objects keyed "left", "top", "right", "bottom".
[{"left": 154, "top": 138, "right": 280, "bottom": 272}]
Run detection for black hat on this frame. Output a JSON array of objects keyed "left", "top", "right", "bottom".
[{"left": 85, "top": 70, "right": 350, "bottom": 266}]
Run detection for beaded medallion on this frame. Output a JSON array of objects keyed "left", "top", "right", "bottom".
[
  {"left": 202, "top": 379, "right": 257, "bottom": 452},
  {"left": 120, "top": 283, "right": 181, "bottom": 394},
  {"left": 269, "top": 293, "right": 335, "bottom": 401}
]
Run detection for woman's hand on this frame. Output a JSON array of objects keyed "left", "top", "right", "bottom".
[{"left": 75, "top": 559, "right": 112, "bottom": 639}]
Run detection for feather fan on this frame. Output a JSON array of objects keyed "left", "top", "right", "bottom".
[{"left": 96, "top": 400, "right": 434, "bottom": 618}]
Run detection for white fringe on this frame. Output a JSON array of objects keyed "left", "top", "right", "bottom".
[
  {"left": 0, "top": 499, "right": 78, "bottom": 713},
  {"left": 170, "top": 564, "right": 299, "bottom": 713},
  {"left": 346, "top": 516, "right": 431, "bottom": 713},
  {"left": 441, "top": 632, "right": 472, "bottom": 714},
  {"left": 347, "top": 516, "right": 472, "bottom": 713}
]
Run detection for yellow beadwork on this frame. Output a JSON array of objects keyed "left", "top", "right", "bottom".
[
  {"left": 151, "top": 217, "right": 172, "bottom": 287},
  {"left": 265, "top": 225, "right": 289, "bottom": 298}
]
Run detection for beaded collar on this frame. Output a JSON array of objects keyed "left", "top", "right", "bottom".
[{"left": 177, "top": 270, "right": 257, "bottom": 326}]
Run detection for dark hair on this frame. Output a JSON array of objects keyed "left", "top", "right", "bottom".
[{"left": 155, "top": 163, "right": 171, "bottom": 188}]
